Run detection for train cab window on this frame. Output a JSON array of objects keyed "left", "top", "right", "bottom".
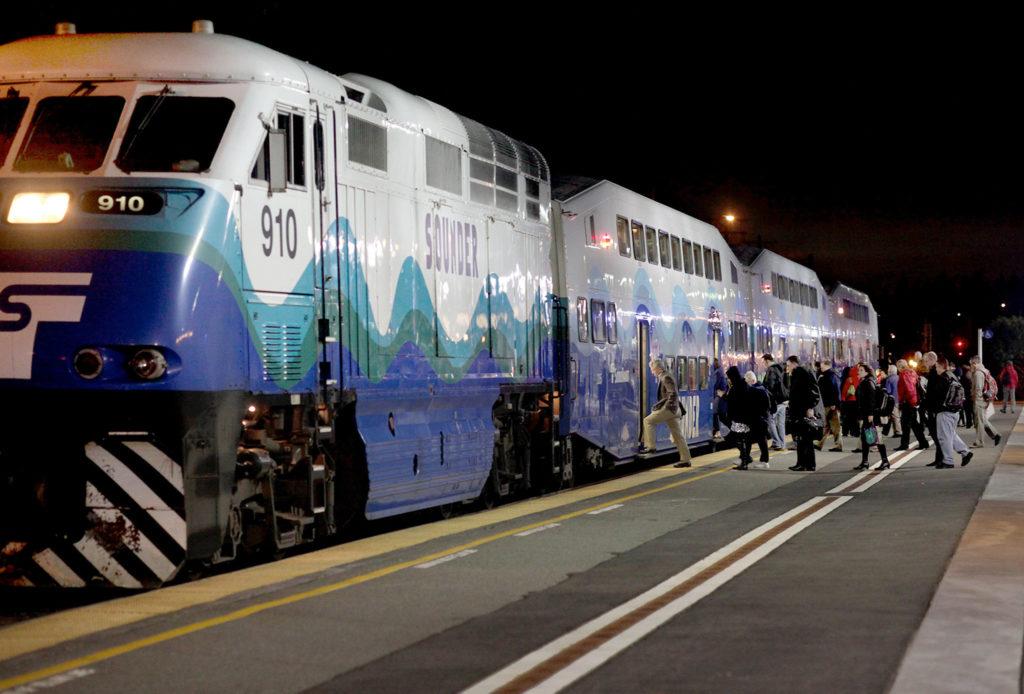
[
  {"left": 576, "top": 297, "right": 589, "bottom": 342},
  {"left": 658, "top": 231, "right": 671, "bottom": 269},
  {"left": 631, "top": 221, "right": 646, "bottom": 262},
  {"left": 681, "top": 239, "right": 694, "bottom": 274},
  {"left": 426, "top": 135, "right": 463, "bottom": 196},
  {"left": 687, "top": 357, "right": 698, "bottom": 391},
  {"left": 0, "top": 96, "right": 29, "bottom": 166},
  {"left": 15, "top": 96, "right": 125, "bottom": 172},
  {"left": 699, "top": 357, "right": 709, "bottom": 389},
  {"left": 616, "top": 216, "right": 631, "bottom": 257},
  {"left": 693, "top": 244, "right": 704, "bottom": 276},
  {"left": 645, "top": 226, "right": 659, "bottom": 266},
  {"left": 606, "top": 302, "right": 618, "bottom": 343},
  {"left": 252, "top": 111, "right": 305, "bottom": 186},
  {"left": 590, "top": 300, "right": 607, "bottom": 343},
  {"left": 348, "top": 115, "right": 388, "bottom": 171},
  {"left": 713, "top": 251, "right": 723, "bottom": 281},
  {"left": 704, "top": 247, "right": 715, "bottom": 280},
  {"left": 670, "top": 236, "right": 682, "bottom": 271},
  {"left": 116, "top": 96, "right": 235, "bottom": 173}
]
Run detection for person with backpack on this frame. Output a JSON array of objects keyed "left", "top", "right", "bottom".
[
  {"left": 969, "top": 356, "right": 1001, "bottom": 447},
  {"left": 742, "top": 370, "right": 772, "bottom": 469},
  {"left": 852, "top": 362, "right": 893, "bottom": 470},
  {"left": 761, "top": 354, "right": 789, "bottom": 451},
  {"left": 816, "top": 360, "right": 843, "bottom": 451},
  {"left": 998, "top": 360, "right": 1018, "bottom": 413},
  {"left": 932, "top": 356, "right": 974, "bottom": 468},
  {"left": 894, "top": 358, "right": 929, "bottom": 451}
]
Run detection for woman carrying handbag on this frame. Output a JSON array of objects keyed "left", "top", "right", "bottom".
[{"left": 853, "top": 362, "right": 892, "bottom": 471}]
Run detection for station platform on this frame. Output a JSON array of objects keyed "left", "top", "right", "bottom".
[{"left": 1, "top": 410, "right": 1022, "bottom": 693}]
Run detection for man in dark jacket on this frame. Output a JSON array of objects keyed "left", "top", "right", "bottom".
[
  {"left": 816, "top": 360, "right": 842, "bottom": 452},
  {"left": 785, "top": 356, "right": 820, "bottom": 471},
  {"left": 743, "top": 370, "right": 772, "bottom": 468},
  {"left": 761, "top": 354, "right": 789, "bottom": 450}
]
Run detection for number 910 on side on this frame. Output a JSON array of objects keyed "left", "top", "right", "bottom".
[{"left": 81, "top": 190, "right": 164, "bottom": 216}]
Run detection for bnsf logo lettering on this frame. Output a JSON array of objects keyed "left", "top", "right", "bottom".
[
  {"left": 424, "top": 214, "right": 479, "bottom": 278},
  {"left": 0, "top": 273, "right": 92, "bottom": 380}
]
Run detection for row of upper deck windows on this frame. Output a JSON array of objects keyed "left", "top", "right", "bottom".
[
  {"left": 770, "top": 271, "right": 819, "bottom": 310},
  {"left": 598, "top": 215, "right": 731, "bottom": 284},
  {"left": 839, "top": 299, "right": 871, "bottom": 323},
  {"left": 0, "top": 93, "right": 234, "bottom": 173}
]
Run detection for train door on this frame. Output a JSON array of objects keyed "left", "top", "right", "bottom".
[
  {"left": 311, "top": 102, "right": 339, "bottom": 390},
  {"left": 711, "top": 330, "right": 721, "bottom": 365},
  {"left": 637, "top": 320, "right": 650, "bottom": 441}
]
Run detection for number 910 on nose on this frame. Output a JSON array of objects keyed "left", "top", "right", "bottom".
[{"left": 81, "top": 190, "right": 164, "bottom": 216}]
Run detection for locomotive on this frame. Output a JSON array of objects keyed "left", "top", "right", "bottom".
[{"left": 0, "top": 25, "right": 877, "bottom": 588}]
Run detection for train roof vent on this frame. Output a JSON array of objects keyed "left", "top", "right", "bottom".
[
  {"left": 366, "top": 93, "right": 387, "bottom": 113},
  {"left": 55, "top": 22, "right": 76, "bottom": 35},
  {"left": 456, "top": 115, "right": 495, "bottom": 160},
  {"left": 192, "top": 19, "right": 214, "bottom": 33},
  {"left": 345, "top": 87, "right": 365, "bottom": 103},
  {"left": 526, "top": 144, "right": 549, "bottom": 182}
]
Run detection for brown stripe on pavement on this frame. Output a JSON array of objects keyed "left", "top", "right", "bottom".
[
  {"left": 830, "top": 472, "right": 879, "bottom": 495},
  {"left": 495, "top": 497, "right": 837, "bottom": 694}
]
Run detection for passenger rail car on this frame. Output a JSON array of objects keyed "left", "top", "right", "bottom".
[
  {"left": 0, "top": 26, "right": 878, "bottom": 589},
  {"left": 826, "top": 283, "right": 880, "bottom": 367}
]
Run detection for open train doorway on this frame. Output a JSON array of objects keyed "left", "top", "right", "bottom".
[{"left": 637, "top": 319, "right": 651, "bottom": 441}]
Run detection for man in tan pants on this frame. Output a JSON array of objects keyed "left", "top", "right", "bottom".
[{"left": 641, "top": 358, "right": 692, "bottom": 468}]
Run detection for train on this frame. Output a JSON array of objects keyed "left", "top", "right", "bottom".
[{"left": 0, "top": 24, "right": 878, "bottom": 588}]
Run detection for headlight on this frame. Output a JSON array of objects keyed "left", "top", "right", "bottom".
[
  {"left": 7, "top": 192, "right": 70, "bottom": 224},
  {"left": 73, "top": 348, "right": 103, "bottom": 380},
  {"left": 127, "top": 348, "right": 168, "bottom": 380}
]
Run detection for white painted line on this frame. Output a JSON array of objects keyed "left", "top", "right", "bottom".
[
  {"left": 515, "top": 523, "right": 561, "bottom": 538},
  {"left": 4, "top": 667, "right": 96, "bottom": 692},
  {"left": 586, "top": 504, "right": 624, "bottom": 516},
  {"left": 825, "top": 443, "right": 920, "bottom": 495},
  {"left": 413, "top": 549, "right": 478, "bottom": 569},
  {"left": 463, "top": 496, "right": 851, "bottom": 694},
  {"left": 850, "top": 449, "right": 922, "bottom": 493}
]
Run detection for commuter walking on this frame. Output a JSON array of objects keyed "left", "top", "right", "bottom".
[
  {"left": 922, "top": 351, "right": 944, "bottom": 467},
  {"left": 723, "top": 367, "right": 750, "bottom": 468},
  {"left": 742, "top": 370, "right": 772, "bottom": 469},
  {"left": 969, "top": 356, "right": 1001, "bottom": 447},
  {"left": 641, "top": 358, "right": 692, "bottom": 468},
  {"left": 931, "top": 356, "right": 974, "bottom": 468},
  {"left": 959, "top": 365, "right": 975, "bottom": 429},
  {"left": 894, "top": 359, "right": 929, "bottom": 450},
  {"left": 882, "top": 365, "right": 902, "bottom": 438},
  {"left": 761, "top": 354, "right": 789, "bottom": 450},
  {"left": 840, "top": 366, "right": 861, "bottom": 438},
  {"left": 852, "top": 363, "right": 892, "bottom": 470},
  {"left": 785, "top": 356, "right": 821, "bottom": 471},
  {"left": 999, "top": 361, "right": 1018, "bottom": 413},
  {"left": 816, "top": 360, "right": 843, "bottom": 451}
]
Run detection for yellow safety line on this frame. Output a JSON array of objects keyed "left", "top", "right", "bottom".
[{"left": 0, "top": 455, "right": 751, "bottom": 687}]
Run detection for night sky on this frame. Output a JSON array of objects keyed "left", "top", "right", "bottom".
[{"left": 4, "top": 5, "right": 1023, "bottom": 352}]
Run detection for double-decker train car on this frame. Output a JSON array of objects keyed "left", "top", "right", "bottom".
[
  {"left": 551, "top": 179, "right": 747, "bottom": 465},
  {"left": 0, "top": 27, "right": 566, "bottom": 588},
  {"left": 0, "top": 25, "right": 878, "bottom": 589},
  {"left": 826, "top": 283, "right": 880, "bottom": 367}
]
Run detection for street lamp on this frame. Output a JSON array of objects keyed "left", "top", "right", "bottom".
[{"left": 724, "top": 214, "right": 736, "bottom": 224}]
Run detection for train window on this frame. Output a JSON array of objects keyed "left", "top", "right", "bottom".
[
  {"left": 313, "top": 119, "right": 325, "bottom": 191},
  {"left": 0, "top": 96, "right": 29, "bottom": 167},
  {"left": 348, "top": 115, "right": 388, "bottom": 171},
  {"left": 279, "top": 112, "right": 305, "bottom": 186},
  {"left": 771, "top": 272, "right": 778, "bottom": 298},
  {"left": 665, "top": 356, "right": 675, "bottom": 377},
  {"left": 116, "top": 96, "right": 235, "bottom": 173},
  {"left": 730, "top": 261, "right": 738, "bottom": 284},
  {"left": 790, "top": 279, "right": 799, "bottom": 304},
  {"left": 670, "top": 236, "right": 682, "bottom": 271},
  {"left": 616, "top": 216, "right": 631, "bottom": 257},
  {"left": 713, "top": 251, "right": 722, "bottom": 281},
  {"left": 525, "top": 178, "right": 541, "bottom": 221},
  {"left": 693, "top": 244, "right": 704, "bottom": 276},
  {"left": 682, "top": 239, "right": 694, "bottom": 274},
  {"left": 495, "top": 165, "right": 518, "bottom": 193},
  {"left": 607, "top": 303, "right": 618, "bottom": 344},
  {"left": 704, "top": 247, "right": 715, "bottom": 279},
  {"left": 590, "top": 300, "right": 607, "bottom": 343},
  {"left": 586, "top": 215, "right": 598, "bottom": 246},
  {"left": 658, "top": 231, "right": 671, "bottom": 269},
  {"left": 15, "top": 96, "right": 125, "bottom": 173},
  {"left": 677, "top": 357, "right": 687, "bottom": 391},
  {"left": 426, "top": 135, "right": 462, "bottom": 196},
  {"left": 699, "top": 357, "right": 709, "bottom": 389},
  {"left": 631, "top": 221, "right": 646, "bottom": 262},
  {"left": 687, "top": 357, "right": 698, "bottom": 391},
  {"left": 645, "top": 226, "right": 659, "bottom": 266},
  {"left": 576, "top": 297, "right": 589, "bottom": 342},
  {"left": 525, "top": 177, "right": 540, "bottom": 198}
]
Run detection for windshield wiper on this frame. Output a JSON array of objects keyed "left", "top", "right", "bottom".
[{"left": 117, "top": 85, "right": 173, "bottom": 171}]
